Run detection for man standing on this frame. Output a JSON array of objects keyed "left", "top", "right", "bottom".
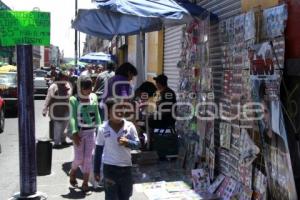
[
  {"left": 93, "top": 62, "right": 115, "bottom": 95},
  {"left": 149, "top": 74, "right": 177, "bottom": 129}
]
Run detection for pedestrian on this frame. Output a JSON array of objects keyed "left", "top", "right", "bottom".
[
  {"left": 93, "top": 62, "right": 115, "bottom": 95},
  {"left": 134, "top": 81, "right": 157, "bottom": 114},
  {"left": 102, "top": 62, "right": 138, "bottom": 104},
  {"left": 94, "top": 98, "right": 140, "bottom": 200},
  {"left": 93, "top": 62, "right": 116, "bottom": 120},
  {"left": 42, "top": 71, "right": 72, "bottom": 148},
  {"left": 45, "top": 65, "right": 59, "bottom": 86},
  {"left": 81, "top": 64, "right": 93, "bottom": 76},
  {"left": 68, "top": 75, "right": 101, "bottom": 193}
]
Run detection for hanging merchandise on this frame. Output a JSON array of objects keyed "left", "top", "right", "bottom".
[
  {"left": 191, "top": 168, "right": 210, "bottom": 194},
  {"left": 244, "top": 11, "right": 256, "bottom": 41},
  {"left": 234, "top": 14, "right": 245, "bottom": 56},
  {"left": 219, "top": 148, "right": 229, "bottom": 175},
  {"left": 237, "top": 186, "right": 253, "bottom": 200},
  {"left": 248, "top": 38, "right": 285, "bottom": 78},
  {"left": 262, "top": 4, "right": 288, "bottom": 39},
  {"left": 207, "top": 174, "right": 225, "bottom": 194},
  {"left": 239, "top": 129, "right": 260, "bottom": 166},
  {"left": 197, "top": 119, "right": 206, "bottom": 159},
  {"left": 252, "top": 168, "right": 267, "bottom": 200},
  {"left": 200, "top": 67, "right": 212, "bottom": 92},
  {"left": 219, "top": 17, "right": 235, "bottom": 44},
  {"left": 186, "top": 139, "right": 199, "bottom": 171},
  {"left": 251, "top": 78, "right": 298, "bottom": 200},
  {"left": 271, "top": 37, "right": 285, "bottom": 69},
  {"left": 224, "top": 70, "right": 233, "bottom": 96},
  {"left": 238, "top": 164, "right": 253, "bottom": 189},
  {"left": 207, "top": 148, "right": 215, "bottom": 180},
  {"left": 220, "top": 122, "right": 231, "bottom": 150},
  {"left": 215, "top": 177, "right": 238, "bottom": 200},
  {"left": 248, "top": 42, "right": 277, "bottom": 77}
]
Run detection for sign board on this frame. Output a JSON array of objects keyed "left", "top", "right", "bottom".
[{"left": 0, "top": 11, "right": 50, "bottom": 46}]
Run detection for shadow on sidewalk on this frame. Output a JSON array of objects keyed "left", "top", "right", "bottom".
[
  {"left": 62, "top": 162, "right": 83, "bottom": 180},
  {"left": 53, "top": 143, "right": 73, "bottom": 150},
  {"left": 61, "top": 187, "right": 86, "bottom": 199},
  {"left": 60, "top": 186, "right": 104, "bottom": 199}
]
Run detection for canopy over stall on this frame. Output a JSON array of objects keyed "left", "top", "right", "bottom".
[{"left": 72, "top": 0, "right": 218, "bottom": 40}]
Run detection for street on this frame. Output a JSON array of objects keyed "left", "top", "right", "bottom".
[{"left": 0, "top": 100, "right": 147, "bottom": 200}]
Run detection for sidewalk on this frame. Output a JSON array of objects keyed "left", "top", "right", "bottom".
[{"left": 35, "top": 143, "right": 150, "bottom": 200}]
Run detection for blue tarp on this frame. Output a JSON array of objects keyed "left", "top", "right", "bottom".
[
  {"left": 94, "top": 0, "right": 191, "bottom": 21},
  {"left": 72, "top": 0, "right": 218, "bottom": 39},
  {"left": 79, "top": 52, "right": 112, "bottom": 64}
]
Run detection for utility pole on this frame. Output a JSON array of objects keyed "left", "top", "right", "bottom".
[
  {"left": 79, "top": 32, "right": 81, "bottom": 58},
  {"left": 75, "top": 0, "right": 78, "bottom": 67}
]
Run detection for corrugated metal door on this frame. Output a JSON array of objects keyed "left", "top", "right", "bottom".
[{"left": 163, "top": 26, "right": 183, "bottom": 92}]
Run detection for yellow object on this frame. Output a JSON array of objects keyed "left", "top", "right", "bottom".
[
  {"left": 127, "top": 35, "right": 137, "bottom": 65},
  {"left": 0, "top": 65, "right": 17, "bottom": 73},
  {"left": 242, "top": 0, "right": 279, "bottom": 11},
  {"left": 146, "top": 31, "right": 163, "bottom": 76}
]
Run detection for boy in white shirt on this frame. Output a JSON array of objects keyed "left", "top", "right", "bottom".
[{"left": 94, "top": 99, "right": 140, "bottom": 200}]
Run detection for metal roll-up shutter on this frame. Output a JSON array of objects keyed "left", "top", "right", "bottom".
[{"left": 163, "top": 26, "right": 183, "bottom": 92}]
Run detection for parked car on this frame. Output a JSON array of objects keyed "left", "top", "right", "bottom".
[
  {"left": 33, "top": 69, "right": 48, "bottom": 95},
  {"left": 0, "top": 72, "right": 18, "bottom": 117},
  {"left": 0, "top": 96, "right": 5, "bottom": 133}
]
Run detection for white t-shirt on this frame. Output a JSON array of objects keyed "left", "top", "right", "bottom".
[{"left": 96, "top": 119, "right": 139, "bottom": 167}]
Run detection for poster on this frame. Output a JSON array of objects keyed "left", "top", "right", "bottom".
[
  {"left": 244, "top": 11, "right": 256, "bottom": 41},
  {"left": 251, "top": 79, "right": 298, "bottom": 200},
  {"left": 234, "top": 14, "right": 245, "bottom": 54},
  {"left": 248, "top": 42, "right": 275, "bottom": 76},
  {"left": 219, "top": 17, "right": 234, "bottom": 44},
  {"left": 262, "top": 4, "right": 288, "bottom": 39}
]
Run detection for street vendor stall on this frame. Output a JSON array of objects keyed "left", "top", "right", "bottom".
[{"left": 174, "top": 2, "right": 298, "bottom": 200}]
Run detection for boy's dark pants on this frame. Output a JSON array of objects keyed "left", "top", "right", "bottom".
[{"left": 103, "top": 164, "right": 133, "bottom": 200}]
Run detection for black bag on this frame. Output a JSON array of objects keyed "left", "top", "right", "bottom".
[
  {"left": 49, "top": 120, "right": 54, "bottom": 140},
  {"left": 151, "top": 128, "right": 178, "bottom": 159}
]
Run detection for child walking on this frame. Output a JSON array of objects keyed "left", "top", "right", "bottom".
[
  {"left": 69, "top": 75, "right": 101, "bottom": 193},
  {"left": 94, "top": 98, "right": 140, "bottom": 200}
]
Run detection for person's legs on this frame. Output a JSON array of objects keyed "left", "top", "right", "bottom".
[
  {"left": 60, "top": 120, "right": 69, "bottom": 143},
  {"left": 81, "top": 130, "right": 95, "bottom": 190},
  {"left": 70, "top": 133, "right": 84, "bottom": 185},
  {"left": 103, "top": 165, "right": 119, "bottom": 200},
  {"left": 118, "top": 167, "right": 133, "bottom": 200},
  {"left": 53, "top": 121, "right": 62, "bottom": 145}
]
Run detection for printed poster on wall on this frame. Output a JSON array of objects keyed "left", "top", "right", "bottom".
[
  {"left": 248, "top": 39, "right": 285, "bottom": 80},
  {"left": 251, "top": 79, "right": 298, "bottom": 200}
]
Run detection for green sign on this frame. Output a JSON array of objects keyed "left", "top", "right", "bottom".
[{"left": 0, "top": 11, "right": 50, "bottom": 46}]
